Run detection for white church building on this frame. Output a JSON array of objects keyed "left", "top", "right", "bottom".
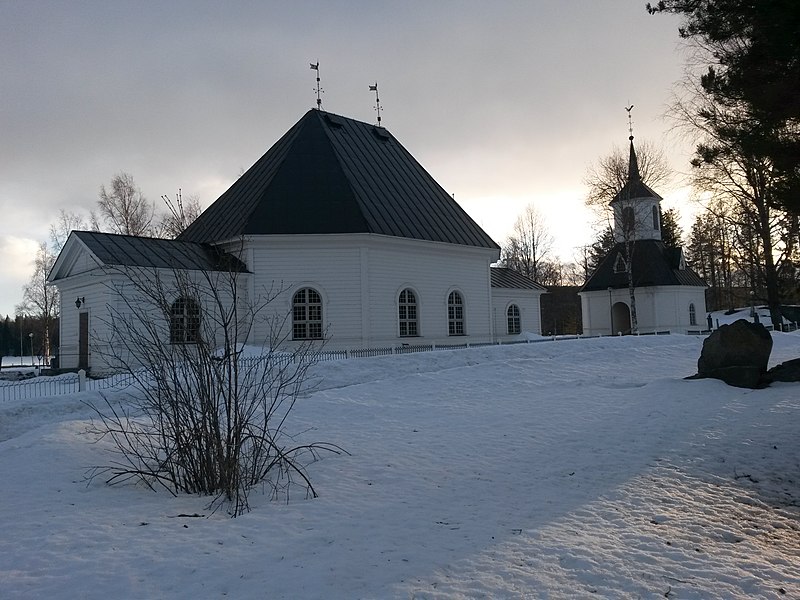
[
  {"left": 48, "top": 109, "right": 546, "bottom": 372},
  {"left": 579, "top": 135, "right": 706, "bottom": 336}
]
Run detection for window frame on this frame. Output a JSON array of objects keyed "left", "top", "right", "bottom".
[
  {"left": 170, "top": 297, "right": 201, "bottom": 344},
  {"left": 689, "top": 302, "right": 697, "bottom": 326},
  {"left": 398, "top": 288, "right": 419, "bottom": 337},
  {"left": 447, "top": 290, "right": 465, "bottom": 336},
  {"left": 507, "top": 304, "right": 521, "bottom": 335},
  {"left": 292, "top": 287, "right": 324, "bottom": 340}
]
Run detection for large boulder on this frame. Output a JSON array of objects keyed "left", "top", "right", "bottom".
[
  {"left": 695, "top": 319, "right": 773, "bottom": 388},
  {"left": 766, "top": 357, "right": 800, "bottom": 382}
]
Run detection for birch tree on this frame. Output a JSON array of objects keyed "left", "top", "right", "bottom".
[
  {"left": 500, "top": 204, "right": 554, "bottom": 284},
  {"left": 15, "top": 242, "right": 58, "bottom": 358},
  {"left": 98, "top": 172, "right": 155, "bottom": 236}
]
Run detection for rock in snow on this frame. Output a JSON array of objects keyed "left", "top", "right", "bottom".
[{"left": 695, "top": 319, "right": 773, "bottom": 388}]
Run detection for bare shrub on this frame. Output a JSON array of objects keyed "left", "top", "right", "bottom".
[{"left": 85, "top": 243, "right": 342, "bottom": 515}]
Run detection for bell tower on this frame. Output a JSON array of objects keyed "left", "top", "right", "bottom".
[{"left": 609, "top": 108, "right": 662, "bottom": 243}]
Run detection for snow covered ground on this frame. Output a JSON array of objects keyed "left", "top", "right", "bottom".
[{"left": 1, "top": 332, "right": 799, "bottom": 599}]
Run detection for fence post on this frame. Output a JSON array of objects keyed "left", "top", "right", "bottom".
[{"left": 78, "top": 369, "right": 86, "bottom": 392}]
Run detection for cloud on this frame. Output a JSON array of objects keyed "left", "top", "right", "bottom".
[{"left": 0, "top": 1, "right": 696, "bottom": 315}]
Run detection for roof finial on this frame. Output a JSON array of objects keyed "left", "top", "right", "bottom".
[
  {"left": 310, "top": 61, "right": 323, "bottom": 109},
  {"left": 369, "top": 82, "right": 382, "bottom": 127},
  {"left": 625, "top": 104, "right": 634, "bottom": 140}
]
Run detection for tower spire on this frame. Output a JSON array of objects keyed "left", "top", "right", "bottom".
[{"left": 625, "top": 104, "right": 641, "bottom": 182}]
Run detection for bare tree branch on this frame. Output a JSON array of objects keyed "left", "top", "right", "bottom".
[
  {"left": 84, "top": 242, "right": 343, "bottom": 515},
  {"left": 583, "top": 140, "right": 672, "bottom": 210},
  {"left": 158, "top": 189, "right": 203, "bottom": 239},
  {"left": 15, "top": 242, "right": 58, "bottom": 358},
  {"left": 500, "top": 204, "right": 554, "bottom": 284},
  {"left": 98, "top": 172, "right": 155, "bottom": 236}
]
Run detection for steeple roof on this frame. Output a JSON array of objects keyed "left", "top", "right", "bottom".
[
  {"left": 179, "top": 109, "right": 499, "bottom": 250},
  {"left": 580, "top": 239, "right": 705, "bottom": 292},
  {"left": 628, "top": 136, "right": 641, "bottom": 182},
  {"left": 609, "top": 137, "right": 662, "bottom": 205}
]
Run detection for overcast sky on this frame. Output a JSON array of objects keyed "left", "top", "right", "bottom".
[{"left": 0, "top": 0, "right": 695, "bottom": 319}]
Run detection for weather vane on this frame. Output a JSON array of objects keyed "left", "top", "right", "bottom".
[
  {"left": 369, "top": 82, "right": 382, "bottom": 126},
  {"left": 625, "top": 104, "right": 634, "bottom": 140},
  {"left": 310, "top": 61, "right": 323, "bottom": 109}
]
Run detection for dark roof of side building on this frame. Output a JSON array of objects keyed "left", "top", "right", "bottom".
[
  {"left": 71, "top": 231, "right": 249, "bottom": 272},
  {"left": 580, "top": 240, "right": 705, "bottom": 292},
  {"left": 490, "top": 267, "right": 547, "bottom": 290},
  {"left": 179, "top": 109, "right": 499, "bottom": 250}
]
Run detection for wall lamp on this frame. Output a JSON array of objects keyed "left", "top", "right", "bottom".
[{"left": 75, "top": 297, "right": 86, "bottom": 309}]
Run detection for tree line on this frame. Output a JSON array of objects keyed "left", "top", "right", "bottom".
[
  {"left": 0, "top": 315, "right": 50, "bottom": 361},
  {"left": 651, "top": 0, "right": 800, "bottom": 326}
]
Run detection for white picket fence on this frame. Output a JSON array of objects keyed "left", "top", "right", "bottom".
[{"left": 0, "top": 332, "right": 664, "bottom": 403}]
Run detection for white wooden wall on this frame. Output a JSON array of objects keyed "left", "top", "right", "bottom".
[
  {"left": 240, "top": 234, "right": 499, "bottom": 349},
  {"left": 491, "top": 288, "right": 543, "bottom": 340},
  {"left": 53, "top": 233, "right": 504, "bottom": 370},
  {"left": 55, "top": 266, "right": 250, "bottom": 373},
  {"left": 580, "top": 285, "right": 707, "bottom": 336}
]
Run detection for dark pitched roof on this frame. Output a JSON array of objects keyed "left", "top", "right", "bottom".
[
  {"left": 72, "top": 231, "right": 249, "bottom": 272},
  {"left": 610, "top": 138, "right": 662, "bottom": 205},
  {"left": 580, "top": 240, "right": 706, "bottom": 292},
  {"left": 179, "top": 109, "right": 499, "bottom": 250},
  {"left": 490, "top": 267, "right": 546, "bottom": 291}
]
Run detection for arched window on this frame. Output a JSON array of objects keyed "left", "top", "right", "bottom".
[
  {"left": 622, "top": 206, "right": 635, "bottom": 235},
  {"left": 448, "top": 291, "right": 465, "bottom": 336},
  {"left": 652, "top": 205, "right": 660, "bottom": 230},
  {"left": 507, "top": 304, "right": 521, "bottom": 335},
  {"left": 293, "top": 288, "right": 323, "bottom": 340},
  {"left": 170, "top": 297, "right": 200, "bottom": 344},
  {"left": 398, "top": 288, "right": 418, "bottom": 337},
  {"left": 689, "top": 302, "right": 697, "bottom": 326}
]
